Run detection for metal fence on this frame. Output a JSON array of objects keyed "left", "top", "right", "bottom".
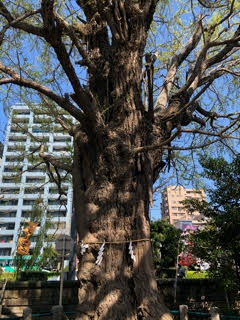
[
  {"left": 170, "top": 307, "right": 240, "bottom": 320},
  {"left": 1, "top": 308, "right": 240, "bottom": 320}
]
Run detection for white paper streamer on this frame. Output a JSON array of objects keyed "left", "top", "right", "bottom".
[
  {"left": 80, "top": 243, "right": 89, "bottom": 255},
  {"left": 96, "top": 240, "right": 105, "bottom": 265},
  {"left": 129, "top": 240, "right": 136, "bottom": 262}
]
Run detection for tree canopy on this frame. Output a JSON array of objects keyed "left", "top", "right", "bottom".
[{"left": 0, "top": 1, "right": 239, "bottom": 153}]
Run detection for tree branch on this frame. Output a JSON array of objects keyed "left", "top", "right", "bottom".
[
  {"left": 0, "top": 62, "right": 84, "bottom": 123},
  {"left": 155, "top": 15, "right": 203, "bottom": 112},
  {"left": 42, "top": 20, "right": 103, "bottom": 125},
  {"left": 54, "top": 13, "right": 96, "bottom": 72},
  {"left": 39, "top": 143, "right": 72, "bottom": 173}
]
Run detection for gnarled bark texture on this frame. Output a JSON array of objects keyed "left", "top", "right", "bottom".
[{"left": 73, "top": 118, "right": 171, "bottom": 319}]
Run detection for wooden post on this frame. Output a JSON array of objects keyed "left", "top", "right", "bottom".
[
  {"left": 179, "top": 305, "right": 188, "bottom": 320},
  {"left": 0, "top": 279, "right": 8, "bottom": 316},
  {"left": 23, "top": 307, "right": 32, "bottom": 320},
  {"left": 210, "top": 307, "right": 220, "bottom": 320},
  {"left": 59, "top": 236, "right": 65, "bottom": 306}
]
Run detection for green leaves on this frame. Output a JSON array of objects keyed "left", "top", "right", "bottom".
[
  {"left": 151, "top": 219, "right": 181, "bottom": 277},
  {"left": 183, "top": 155, "right": 240, "bottom": 290}
]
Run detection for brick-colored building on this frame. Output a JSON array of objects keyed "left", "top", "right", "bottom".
[{"left": 161, "top": 186, "right": 206, "bottom": 229}]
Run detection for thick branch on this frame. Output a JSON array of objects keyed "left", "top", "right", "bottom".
[
  {"left": 55, "top": 13, "right": 96, "bottom": 72},
  {"left": 0, "top": 1, "right": 43, "bottom": 36},
  {"left": 155, "top": 15, "right": 203, "bottom": 112},
  {"left": 0, "top": 62, "right": 84, "bottom": 123},
  {"left": 42, "top": 18, "right": 103, "bottom": 124},
  {"left": 206, "top": 25, "right": 240, "bottom": 68},
  {"left": 41, "top": 0, "right": 55, "bottom": 30},
  {"left": 39, "top": 143, "right": 72, "bottom": 173},
  {"left": 175, "top": 23, "right": 240, "bottom": 97}
]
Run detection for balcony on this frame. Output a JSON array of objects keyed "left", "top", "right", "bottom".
[
  {"left": 0, "top": 187, "right": 20, "bottom": 194},
  {"left": 3, "top": 167, "right": 23, "bottom": 174},
  {"left": 48, "top": 210, "right": 67, "bottom": 218},
  {"left": 10, "top": 124, "right": 28, "bottom": 133},
  {"left": 0, "top": 248, "right": 12, "bottom": 256},
  {"left": 24, "top": 188, "right": 44, "bottom": 195},
  {"left": 4, "top": 155, "right": 25, "bottom": 163},
  {"left": 0, "top": 223, "right": 15, "bottom": 231},
  {"left": 22, "top": 199, "right": 38, "bottom": 206},
  {"left": 2, "top": 177, "right": 21, "bottom": 184},
  {"left": 0, "top": 211, "right": 17, "bottom": 218},
  {"left": 8, "top": 136, "right": 27, "bottom": 143},
  {"left": 0, "top": 235, "right": 14, "bottom": 244},
  {"left": 25, "top": 177, "right": 45, "bottom": 184},
  {"left": 32, "top": 126, "right": 51, "bottom": 133},
  {"left": 0, "top": 199, "right": 18, "bottom": 206}
]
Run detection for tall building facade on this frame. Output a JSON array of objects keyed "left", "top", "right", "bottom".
[
  {"left": 0, "top": 104, "right": 74, "bottom": 265},
  {"left": 161, "top": 186, "right": 206, "bottom": 229}
]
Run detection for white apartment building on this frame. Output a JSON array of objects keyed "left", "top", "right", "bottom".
[
  {"left": 161, "top": 185, "right": 206, "bottom": 229},
  {"left": 0, "top": 104, "right": 74, "bottom": 265}
]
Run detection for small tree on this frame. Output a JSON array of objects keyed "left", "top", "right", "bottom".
[
  {"left": 151, "top": 219, "right": 181, "bottom": 278},
  {"left": 183, "top": 156, "right": 240, "bottom": 289},
  {"left": 14, "top": 198, "right": 58, "bottom": 276}
]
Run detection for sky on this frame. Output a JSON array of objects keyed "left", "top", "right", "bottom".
[{"left": 0, "top": 103, "right": 8, "bottom": 143}]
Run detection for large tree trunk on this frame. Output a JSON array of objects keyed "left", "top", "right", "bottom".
[
  {"left": 66, "top": 3, "right": 173, "bottom": 317},
  {"left": 72, "top": 47, "right": 171, "bottom": 318},
  {"left": 72, "top": 132, "right": 171, "bottom": 319}
]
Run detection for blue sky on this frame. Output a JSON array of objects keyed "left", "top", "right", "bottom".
[{"left": 0, "top": 103, "right": 8, "bottom": 143}]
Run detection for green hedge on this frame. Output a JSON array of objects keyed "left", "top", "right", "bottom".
[{"left": 17, "top": 271, "right": 48, "bottom": 281}]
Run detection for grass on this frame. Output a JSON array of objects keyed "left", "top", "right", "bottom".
[
  {"left": 0, "top": 272, "right": 16, "bottom": 281},
  {"left": 186, "top": 270, "right": 208, "bottom": 279}
]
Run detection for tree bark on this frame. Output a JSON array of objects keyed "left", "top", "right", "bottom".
[
  {"left": 71, "top": 51, "right": 172, "bottom": 317},
  {"left": 72, "top": 123, "right": 172, "bottom": 319}
]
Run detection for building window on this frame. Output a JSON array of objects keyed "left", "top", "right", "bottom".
[
  {"left": 2, "top": 177, "right": 20, "bottom": 183},
  {"left": 24, "top": 188, "right": 44, "bottom": 194},
  {"left": 12, "top": 117, "right": 29, "bottom": 124},
  {"left": 52, "top": 145, "right": 68, "bottom": 152},
  {"left": 0, "top": 211, "right": 17, "bottom": 218},
  {"left": 50, "top": 222, "right": 66, "bottom": 229},
  {"left": 27, "top": 166, "right": 45, "bottom": 173},
  {"left": 5, "top": 155, "right": 24, "bottom": 162},
  {"left": 53, "top": 136, "right": 71, "bottom": 143},
  {"left": 0, "top": 223, "right": 15, "bottom": 230},
  {"left": 4, "top": 167, "right": 23, "bottom": 173},
  {"left": 48, "top": 211, "right": 67, "bottom": 218},
  {"left": 23, "top": 199, "right": 36, "bottom": 206},
  {"left": 0, "top": 248, "right": 11, "bottom": 256},
  {"left": 48, "top": 199, "right": 65, "bottom": 206},
  {"left": 32, "top": 127, "right": 50, "bottom": 133},
  {"left": 0, "top": 236, "right": 13, "bottom": 243},
  {"left": 8, "top": 136, "right": 27, "bottom": 142},
  {"left": 49, "top": 187, "right": 68, "bottom": 194},
  {"left": 25, "top": 177, "right": 45, "bottom": 183},
  {"left": 29, "top": 145, "right": 41, "bottom": 152},
  {"left": 10, "top": 124, "right": 28, "bottom": 133},
  {"left": 21, "top": 211, "right": 31, "bottom": 218},
  {"left": 0, "top": 200, "right": 18, "bottom": 206},
  {"left": 0, "top": 187, "right": 20, "bottom": 193},
  {"left": 7, "top": 145, "right": 25, "bottom": 152},
  {"left": 14, "top": 109, "right": 30, "bottom": 115}
]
